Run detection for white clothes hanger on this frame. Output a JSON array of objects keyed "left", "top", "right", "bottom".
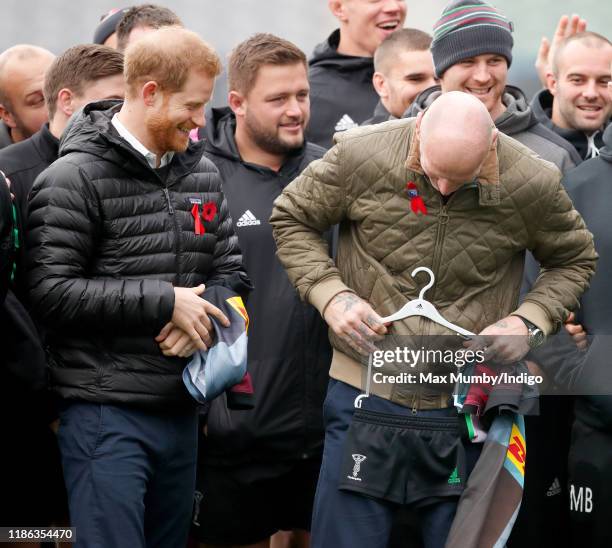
[
  {"left": 354, "top": 267, "right": 474, "bottom": 408},
  {"left": 380, "top": 267, "right": 473, "bottom": 337}
]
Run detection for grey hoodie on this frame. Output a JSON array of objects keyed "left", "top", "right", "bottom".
[
  {"left": 531, "top": 88, "right": 606, "bottom": 164},
  {"left": 406, "top": 85, "right": 577, "bottom": 173}
]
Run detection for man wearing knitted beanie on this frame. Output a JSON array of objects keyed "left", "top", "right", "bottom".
[
  {"left": 406, "top": 2, "right": 577, "bottom": 547},
  {"left": 406, "top": 0, "right": 575, "bottom": 174}
]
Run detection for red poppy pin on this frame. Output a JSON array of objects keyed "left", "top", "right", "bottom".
[
  {"left": 406, "top": 181, "right": 427, "bottom": 215},
  {"left": 190, "top": 199, "right": 218, "bottom": 235},
  {"left": 202, "top": 202, "right": 217, "bottom": 222}
]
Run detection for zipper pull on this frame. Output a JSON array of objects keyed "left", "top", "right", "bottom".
[
  {"left": 163, "top": 187, "right": 174, "bottom": 215},
  {"left": 411, "top": 393, "right": 418, "bottom": 415},
  {"left": 439, "top": 207, "right": 449, "bottom": 225}
]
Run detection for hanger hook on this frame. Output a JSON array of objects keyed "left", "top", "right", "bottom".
[{"left": 411, "top": 267, "right": 435, "bottom": 300}]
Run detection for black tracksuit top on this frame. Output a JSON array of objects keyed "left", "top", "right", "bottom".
[{"left": 199, "top": 108, "right": 332, "bottom": 464}]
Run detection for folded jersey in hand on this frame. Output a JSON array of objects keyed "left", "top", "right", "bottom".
[{"left": 183, "top": 285, "right": 253, "bottom": 409}]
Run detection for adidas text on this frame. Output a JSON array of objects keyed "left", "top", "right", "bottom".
[{"left": 237, "top": 210, "right": 261, "bottom": 227}]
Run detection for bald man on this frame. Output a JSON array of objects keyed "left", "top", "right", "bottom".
[
  {"left": 270, "top": 92, "right": 596, "bottom": 548},
  {"left": 0, "top": 45, "right": 55, "bottom": 148}
]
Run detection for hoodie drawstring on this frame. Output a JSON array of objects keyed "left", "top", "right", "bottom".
[{"left": 587, "top": 131, "right": 601, "bottom": 159}]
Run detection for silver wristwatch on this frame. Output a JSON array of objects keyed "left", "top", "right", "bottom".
[{"left": 514, "top": 315, "right": 545, "bottom": 349}]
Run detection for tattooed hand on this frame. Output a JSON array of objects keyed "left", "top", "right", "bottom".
[
  {"left": 323, "top": 291, "right": 387, "bottom": 355},
  {"left": 463, "top": 314, "right": 529, "bottom": 364}
]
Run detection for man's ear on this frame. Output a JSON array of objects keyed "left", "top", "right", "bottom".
[
  {"left": 142, "top": 81, "right": 160, "bottom": 107},
  {"left": 0, "top": 103, "right": 16, "bottom": 129},
  {"left": 491, "top": 128, "right": 499, "bottom": 148},
  {"left": 372, "top": 72, "right": 388, "bottom": 99},
  {"left": 228, "top": 90, "right": 246, "bottom": 117},
  {"left": 56, "top": 88, "right": 75, "bottom": 117},
  {"left": 329, "top": 0, "right": 348, "bottom": 22},
  {"left": 546, "top": 71, "right": 558, "bottom": 96}
]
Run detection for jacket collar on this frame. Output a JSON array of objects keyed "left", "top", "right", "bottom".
[
  {"left": 405, "top": 125, "right": 500, "bottom": 206},
  {"left": 34, "top": 123, "right": 60, "bottom": 163}
]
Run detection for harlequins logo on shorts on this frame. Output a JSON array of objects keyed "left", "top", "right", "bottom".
[
  {"left": 348, "top": 454, "right": 367, "bottom": 481},
  {"left": 448, "top": 467, "right": 461, "bottom": 485}
]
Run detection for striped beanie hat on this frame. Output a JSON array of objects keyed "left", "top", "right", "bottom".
[{"left": 431, "top": 0, "right": 513, "bottom": 77}]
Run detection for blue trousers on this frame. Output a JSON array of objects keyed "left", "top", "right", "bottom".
[
  {"left": 311, "top": 380, "right": 480, "bottom": 548},
  {"left": 57, "top": 401, "right": 198, "bottom": 548}
]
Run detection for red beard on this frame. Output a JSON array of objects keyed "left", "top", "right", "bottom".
[{"left": 146, "top": 111, "right": 191, "bottom": 155}]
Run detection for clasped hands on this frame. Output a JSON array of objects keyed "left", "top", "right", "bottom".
[
  {"left": 155, "top": 284, "right": 229, "bottom": 358},
  {"left": 324, "top": 291, "right": 586, "bottom": 364}
]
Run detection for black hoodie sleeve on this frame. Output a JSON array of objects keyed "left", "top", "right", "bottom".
[{"left": 26, "top": 160, "right": 175, "bottom": 334}]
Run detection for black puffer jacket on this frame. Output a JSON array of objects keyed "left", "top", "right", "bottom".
[
  {"left": 200, "top": 108, "right": 332, "bottom": 464},
  {"left": 307, "top": 30, "right": 378, "bottom": 149},
  {"left": 26, "top": 101, "right": 249, "bottom": 409}
]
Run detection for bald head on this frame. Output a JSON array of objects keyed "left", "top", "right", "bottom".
[
  {"left": 0, "top": 45, "right": 55, "bottom": 142},
  {"left": 418, "top": 92, "right": 496, "bottom": 195},
  {"left": 0, "top": 45, "right": 55, "bottom": 97}
]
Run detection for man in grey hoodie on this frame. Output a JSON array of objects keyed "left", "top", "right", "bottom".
[
  {"left": 405, "top": 0, "right": 575, "bottom": 174},
  {"left": 531, "top": 31, "right": 612, "bottom": 166}
]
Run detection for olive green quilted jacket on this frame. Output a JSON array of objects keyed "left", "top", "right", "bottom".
[{"left": 270, "top": 119, "right": 596, "bottom": 406}]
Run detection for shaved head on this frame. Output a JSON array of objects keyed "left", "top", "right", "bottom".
[
  {"left": 418, "top": 92, "right": 496, "bottom": 195},
  {"left": 0, "top": 45, "right": 55, "bottom": 101},
  {"left": 0, "top": 44, "right": 55, "bottom": 142}
]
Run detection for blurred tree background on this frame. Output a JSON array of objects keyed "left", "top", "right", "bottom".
[{"left": 0, "top": 0, "right": 609, "bottom": 105}]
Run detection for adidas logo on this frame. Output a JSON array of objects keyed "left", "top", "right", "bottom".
[
  {"left": 448, "top": 467, "right": 461, "bottom": 485},
  {"left": 334, "top": 114, "right": 359, "bottom": 132},
  {"left": 236, "top": 209, "right": 261, "bottom": 227},
  {"left": 547, "top": 477, "right": 562, "bottom": 497}
]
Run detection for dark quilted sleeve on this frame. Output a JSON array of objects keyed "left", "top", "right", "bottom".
[
  {"left": 26, "top": 161, "right": 175, "bottom": 334},
  {"left": 516, "top": 177, "right": 597, "bottom": 335}
]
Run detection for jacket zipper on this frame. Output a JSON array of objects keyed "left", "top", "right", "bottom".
[
  {"left": 414, "top": 183, "right": 475, "bottom": 410},
  {"left": 428, "top": 202, "right": 450, "bottom": 304},
  {"left": 163, "top": 186, "right": 182, "bottom": 285},
  {"left": 162, "top": 187, "right": 174, "bottom": 214},
  {"left": 427, "top": 181, "right": 477, "bottom": 303},
  {"left": 413, "top": 200, "right": 449, "bottom": 411}
]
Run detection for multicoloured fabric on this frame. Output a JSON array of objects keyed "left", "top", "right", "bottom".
[
  {"left": 183, "top": 285, "right": 252, "bottom": 406},
  {"left": 431, "top": 0, "right": 514, "bottom": 77},
  {"left": 448, "top": 360, "right": 536, "bottom": 548},
  {"left": 446, "top": 414, "right": 526, "bottom": 548}
]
